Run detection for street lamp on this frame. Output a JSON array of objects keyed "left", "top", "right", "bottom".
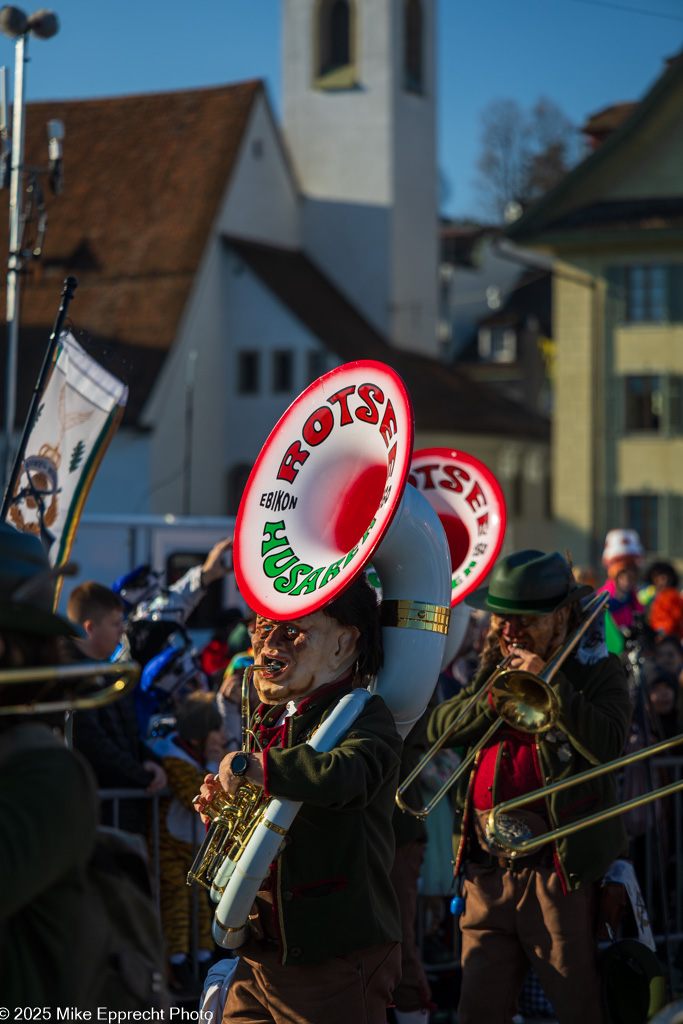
[{"left": 1, "top": 5, "right": 59, "bottom": 484}]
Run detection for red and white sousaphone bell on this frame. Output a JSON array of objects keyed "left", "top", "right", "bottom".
[{"left": 408, "top": 447, "right": 507, "bottom": 669}]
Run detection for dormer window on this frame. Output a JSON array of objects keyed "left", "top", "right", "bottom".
[
  {"left": 315, "top": 0, "right": 357, "bottom": 90},
  {"left": 404, "top": 0, "right": 424, "bottom": 94}
]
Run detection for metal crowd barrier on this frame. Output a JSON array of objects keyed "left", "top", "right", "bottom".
[{"left": 97, "top": 786, "right": 204, "bottom": 979}]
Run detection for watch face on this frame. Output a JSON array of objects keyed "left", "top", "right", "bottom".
[{"left": 231, "top": 752, "right": 249, "bottom": 776}]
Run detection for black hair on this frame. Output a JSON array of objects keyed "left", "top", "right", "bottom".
[
  {"left": 647, "top": 561, "right": 679, "bottom": 589},
  {"left": 322, "top": 572, "right": 383, "bottom": 681},
  {"left": 648, "top": 668, "right": 679, "bottom": 692}
]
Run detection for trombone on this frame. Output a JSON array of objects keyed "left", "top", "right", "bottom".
[
  {"left": 0, "top": 660, "right": 140, "bottom": 715},
  {"left": 487, "top": 733, "right": 683, "bottom": 856},
  {"left": 395, "top": 591, "right": 609, "bottom": 819}
]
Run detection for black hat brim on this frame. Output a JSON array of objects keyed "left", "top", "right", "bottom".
[{"left": 465, "top": 582, "right": 594, "bottom": 616}]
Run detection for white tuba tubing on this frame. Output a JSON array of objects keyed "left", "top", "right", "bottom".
[
  {"left": 440, "top": 602, "right": 471, "bottom": 673},
  {"left": 369, "top": 484, "right": 451, "bottom": 738},
  {"left": 212, "top": 688, "right": 373, "bottom": 948}
]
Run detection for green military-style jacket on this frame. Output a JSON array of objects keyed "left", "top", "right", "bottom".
[
  {"left": 428, "top": 652, "right": 632, "bottom": 891},
  {"left": 254, "top": 678, "right": 403, "bottom": 965}
]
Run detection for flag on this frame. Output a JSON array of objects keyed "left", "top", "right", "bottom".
[{"left": 4, "top": 331, "right": 128, "bottom": 575}]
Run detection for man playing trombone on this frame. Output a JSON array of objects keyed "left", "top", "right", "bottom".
[{"left": 428, "top": 549, "right": 632, "bottom": 1024}]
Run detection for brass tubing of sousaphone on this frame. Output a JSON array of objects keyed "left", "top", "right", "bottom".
[
  {"left": 0, "top": 660, "right": 140, "bottom": 715},
  {"left": 487, "top": 732, "right": 683, "bottom": 856},
  {"left": 395, "top": 591, "right": 610, "bottom": 819}
]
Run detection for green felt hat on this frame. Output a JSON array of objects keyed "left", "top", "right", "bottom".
[
  {"left": 0, "top": 522, "right": 82, "bottom": 638},
  {"left": 601, "top": 939, "right": 666, "bottom": 1024},
  {"left": 465, "top": 549, "right": 593, "bottom": 616}
]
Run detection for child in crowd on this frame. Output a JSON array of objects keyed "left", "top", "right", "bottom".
[
  {"left": 645, "top": 562, "right": 683, "bottom": 639},
  {"left": 598, "top": 528, "right": 645, "bottom": 631},
  {"left": 67, "top": 582, "right": 167, "bottom": 834},
  {"left": 149, "top": 692, "right": 226, "bottom": 996}
]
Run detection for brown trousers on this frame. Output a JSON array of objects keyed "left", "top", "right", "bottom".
[
  {"left": 390, "top": 840, "right": 432, "bottom": 1012},
  {"left": 223, "top": 940, "right": 401, "bottom": 1024},
  {"left": 458, "top": 861, "right": 606, "bottom": 1024}
]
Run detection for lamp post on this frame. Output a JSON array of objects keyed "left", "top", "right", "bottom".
[{"left": 1, "top": 5, "right": 59, "bottom": 485}]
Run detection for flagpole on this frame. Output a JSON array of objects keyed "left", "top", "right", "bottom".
[
  {"left": 3, "top": 29, "right": 27, "bottom": 486},
  {"left": 1, "top": 274, "right": 77, "bottom": 519},
  {"left": 0, "top": 5, "right": 61, "bottom": 486}
]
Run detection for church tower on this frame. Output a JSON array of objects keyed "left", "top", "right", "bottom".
[{"left": 282, "top": 0, "right": 438, "bottom": 357}]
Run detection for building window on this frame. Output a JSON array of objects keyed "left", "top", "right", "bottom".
[
  {"left": 478, "top": 326, "right": 517, "bottom": 364},
  {"left": 624, "top": 376, "right": 662, "bottom": 431},
  {"left": 625, "top": 265, "right": 668, "bottom": 323},
  {"left": 315, "top": 0, "right": 356, "bottom": 89},
  {"left": 273, "top": 350, "right": 293, "bottom": 393},
  {"left": 308, "top": 350, "right": 327, "bottom": 382},
  {"left": 238, "top": 351, "right": 259, "bottom": 394},
  {"left": 622, "top": 375, "right": 683, "bottom": 434},
  {"left": 625, "top": 494, "right": 659, "bottom": 552},
  {"left": 404, "top": 0, "right": 424, "bottom": 93}
]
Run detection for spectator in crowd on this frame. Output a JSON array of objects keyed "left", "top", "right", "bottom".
[
  {"left": 645, "top": 562, "right": 683, "bottom": 639},
  {"left": 391, "top": 711, "right": 433, "bottom": 1024},
  {"left": 652, "top": 635, "right": 683, "bottom": 734},
  {"left": 149, "top": 691, "right": 226, "bottom": 996},
  {"left": 67, "top": 581, "right": 167, "bottom": 834},
  {"left": 573, "top": 566, "right": 597, "bottom": 590},
  {"left": 199, "top": 607, "right": 244, "bottom": 681},
  {"left": 117, "top": 538, "right": 234, "bottom": 670},
  {"left": 598, "top": 528, "right": 645, "bottom": 631},
  {"left": 646, "top": 668, "right": 680, "bottom": 741},
  {"left": 216, "top": 652, "right": 255, "bottom": 753},
  {"left": 0, "top": 523, "right": 98, "bottom": 1008}
]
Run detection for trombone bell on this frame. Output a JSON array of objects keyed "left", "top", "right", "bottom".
[{"left": 490, "top": 670, "right": 559, "bottom": 734}]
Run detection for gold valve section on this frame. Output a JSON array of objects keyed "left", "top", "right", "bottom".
[{"left": 381, "top": 600, "right": 450, "bottom": 634}]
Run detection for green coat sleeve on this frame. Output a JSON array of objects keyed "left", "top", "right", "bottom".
[
  {"left": 553, "top": 654, "right": 631, "bottom": 766},
  {"left": 427, "top": 672, "right": 496, "bottom": 748},
  {"left": 264, "top": 695, "right": 401, "bottom": 810}
]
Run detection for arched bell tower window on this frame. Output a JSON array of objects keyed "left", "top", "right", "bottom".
[
  {"left": 315, "top": 0, "right": 357, "bottom": 91},
  {"left": 404, "top": 0, "right": 424, "bottom": 94}
]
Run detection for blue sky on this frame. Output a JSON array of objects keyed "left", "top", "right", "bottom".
[{"left": 3, "top": 0, "right": 682, "bottom": 219}]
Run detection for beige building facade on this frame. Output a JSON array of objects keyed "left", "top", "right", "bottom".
[{"left": 508, "top": 52, "right": 683, "bottom": 569}]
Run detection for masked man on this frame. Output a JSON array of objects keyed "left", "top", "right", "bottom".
[
  {"left": 429, "top": 550, "right": 632, "bottom": 1024},
  {"left": 195, "top": 574, "right": 402, "bottom": 1024}
]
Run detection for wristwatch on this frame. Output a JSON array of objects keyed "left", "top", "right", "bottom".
[{"left": 230, "top": 752, "right": 250, "bottom": 777}]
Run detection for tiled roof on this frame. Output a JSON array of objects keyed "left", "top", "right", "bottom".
[
  {"left": 0, "top": 80, "right": 262, "bottom": 426},
  {"left": 581, "top": 102, "right": 637, "bottom": 141},
  {"left": 228, "top": 237, "right": 549, "bottom": 440}
]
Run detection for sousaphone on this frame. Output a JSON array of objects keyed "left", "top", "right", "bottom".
[
  {"left": 202, "top": 360, "right": 452, "bottom": 948},
  {"left": 409, "top": 447, "right": 507, "bottom": 670}
]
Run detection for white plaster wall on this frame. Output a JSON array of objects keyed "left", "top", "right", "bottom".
[
  {"left": 302, "top": 197, "right": 391, "bottom": 336},
  {"left": 83, "top": 428, "right": 152, "bottom": 514},
  {"left": 391, "top": 0, "right": 438, "bottom": 356},
  {"left": 223, "top": 250, "right": 341, "bottom": 474},
  {"left": 283, "top": 0, "right": 393, "bottom": 203},
  {"left": 218, "top": 92, "right": 300, "bottom": 248},
  {"left": 283, "top": 0, "right": 438, "bottom": 356},
  {"left": 143, "top": 238, "right": 232, "bottom": 516}
]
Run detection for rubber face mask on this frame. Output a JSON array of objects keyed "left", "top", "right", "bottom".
[{"left": 251, "top": 610, "right": 359, "bottom": 705}]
